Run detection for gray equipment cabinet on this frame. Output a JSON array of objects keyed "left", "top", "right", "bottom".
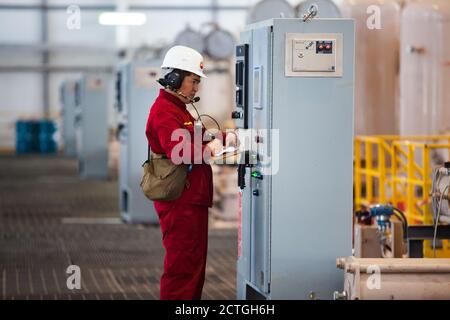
[
  {"left": 60, "top": 80, "right": 77, "bottom": 158},
  {"left": 116, "top": 60, "right": 160, "bottom": 224},
  {"left": 234, "top": 18, "right": 355, "bottom": 300},
  {"left": 74, "top": 74, "right": 109, "bottom": 179}
]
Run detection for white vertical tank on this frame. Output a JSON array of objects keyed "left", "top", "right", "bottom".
[
  {"left": 399, "top": 0, "right": 450, "bottom": 136},
  {"left": 336, "top": 0, "right": 401, "bottom": 135}
]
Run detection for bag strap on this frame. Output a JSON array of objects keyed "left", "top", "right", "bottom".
[
  {"left": 142, "top": 145, "right": 151, "bottom": 167},
  {"left": 151, "top": 153, "right": 167, "bottom": 160},
  {"left": 146, "top": 144, "right": 168, "bottom": 162}
]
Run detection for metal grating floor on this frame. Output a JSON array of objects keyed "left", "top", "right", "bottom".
[{"left": 0, "top": 154, "right": 237, "bottom": 300}]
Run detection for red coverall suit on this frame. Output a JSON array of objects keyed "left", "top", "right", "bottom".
[{"left": 146, "top": 89, "right": 220, "bottom": 300}]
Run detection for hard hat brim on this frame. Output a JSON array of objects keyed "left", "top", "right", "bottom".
[{"left": 161, "top": 65, "right": 207, "bottom": 78}]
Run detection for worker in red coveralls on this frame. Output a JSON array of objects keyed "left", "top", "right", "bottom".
[{"left": 145, "top": 45, "right": 237, "bottom": 300}]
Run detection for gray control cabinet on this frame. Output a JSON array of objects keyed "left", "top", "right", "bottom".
[
  {"left": 74, "top": 74, "right": 109, "bottom": 179},
  {"left": 60, "top": 80, "right": 77, "bottom": 158},
  {"left": 235, "top": 18, "right": 355, "bottom": 300},
  {"left": 116, "top": 61, "right": 160, "bottom": 224}
]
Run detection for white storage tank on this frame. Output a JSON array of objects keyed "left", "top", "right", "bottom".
[
  {"left": 399, "top": 0, "right": 450, "bottom": 136},
  {"left": 336, "top": 0, "right": 401, "bottom": 135}
]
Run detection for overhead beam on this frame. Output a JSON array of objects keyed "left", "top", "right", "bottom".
[
  {"left": 0, "top": 43, "right": 119, "bottom": 54},
  {"left": 0, "top": 65, "right": 114, "bottom": 73},
  {"left": 0, "top": 4, "right": 248, "bottom": 11}
]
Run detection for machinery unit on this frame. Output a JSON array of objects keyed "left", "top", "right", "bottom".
[
  {"left": 354, "top": 205, "right": 406, "bottom": 258},
  {"left": 431, "top": 162, "right": 450, "bottom": 225},
  {"left": 402, "top": 162, "right": 450, "bottom": 258},
  {"left": 116, "top": 60, "right": 160, "bottom": 224},
  {"left": 336, "top": 257, "right": 450, "bottom": 300},
  {"left": 74, "top": 74, "right": 109, "bottom": 179},
  {"left": 234, "top": 17, "right": 355, "bottom": 299},
  {"left": 60, "top": 80, "right": 78, "bottom": 157}
]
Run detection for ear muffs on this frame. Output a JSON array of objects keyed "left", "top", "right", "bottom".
[
  {"left": 164, "top": 71, "right": 183, "bottom": 90},
  {"left": 157, "top": 78, "right": 167, "bottom": 87}
]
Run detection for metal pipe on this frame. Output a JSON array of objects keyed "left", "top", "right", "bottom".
[
  {"left": 130, "top": 5, "right": 248, "bottom": 11},
  {"left": 337, "top": 257, "right": 450, "bottom": 273},
  {"left": 211, "top": 0, "right": 218, "bottom": 23},
  {"left": 0, "top": 4, "right": 116, "bottom": 10},
  {"left": 0, "top": 65, "right": 114, "bottom": 73},
  {"left": 346, "top": 262, "right": 450, "bottom": 274},
  {"left": 0, "top": 44, "right": 118, "bottom": 54},
  {"left": 0, "top": 4, "right": 248, "bottom": 11}
]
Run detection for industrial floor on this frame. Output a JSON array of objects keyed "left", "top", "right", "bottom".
[{"left": 0, "top": 154, "right": 237, "bottom": 300}]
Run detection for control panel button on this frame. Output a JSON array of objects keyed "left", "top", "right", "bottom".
[
  {"left": 251, "top": 170, "right": 263, "bottom": 180},
  {"left": 316, "top": 41, "right": 333, "bottom": 54},
  {"left": 232, "top": 111, "right": 242, "bottom": 119}
]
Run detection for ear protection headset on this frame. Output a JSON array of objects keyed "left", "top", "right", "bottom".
[
  {"left": 157, "top": 69, "right": 186, "bottom": 90},
  {"left": 165, "top": 70, "right": 183, "bottom": 90}
]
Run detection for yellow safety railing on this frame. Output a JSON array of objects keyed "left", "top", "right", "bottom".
[
  {"left": 354, "top": 135, "right": 450, "bottom": 257},
  {"left": 354, "top": 136, "right": 393, "bottom": 208}
]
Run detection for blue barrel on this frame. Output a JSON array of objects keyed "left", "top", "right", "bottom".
[
  {"left": 38, "top": 120, "right": 57, "bottom": 153},
  {"left": 15, "top": 121, "right": 29, "bottom": 154},
  {"left": 16, "top": 120, "right": 58, "bottom": 154},
  {"left": 29, "top": 121, "right": 40, "bottom": 153}
]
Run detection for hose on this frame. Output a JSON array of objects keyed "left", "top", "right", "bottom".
[{"left": 392, "top": 206, "right": 408, "bottom": 239}]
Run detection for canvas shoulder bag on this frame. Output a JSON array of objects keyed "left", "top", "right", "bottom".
[{"left": 140, "top": 146, "right": 188, "bottom": 201}]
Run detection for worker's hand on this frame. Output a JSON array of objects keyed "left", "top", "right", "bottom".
[
  {"left": 206, "top": 138, "right": 223, "bottom": 156},
  {"left": 225, "top": 131, "right": 238, "bottom": 148}
]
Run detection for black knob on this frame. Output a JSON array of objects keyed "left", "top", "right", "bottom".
[
  {"left": 232, "top": 111, "right": 242, "bottom": 119},
  {"left": 253, "top": 189, "right": 259, "bottom": 196}
]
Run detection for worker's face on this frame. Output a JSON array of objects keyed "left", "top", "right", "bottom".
[{"left": 178, "top": 73, "right": 201, "bottom": 103}]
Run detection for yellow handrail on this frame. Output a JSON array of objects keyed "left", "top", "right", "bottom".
[{"left": 354, "top": 135, "right": 450, "bottom": 257}]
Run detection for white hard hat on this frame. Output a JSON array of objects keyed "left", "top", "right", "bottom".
[{"left": 161, "top": 45, "right": 207, "bottom": 78}]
